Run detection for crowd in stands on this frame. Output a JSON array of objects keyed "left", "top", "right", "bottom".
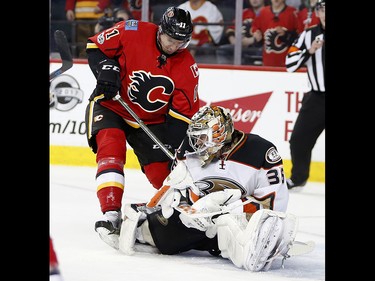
[{"left": 50, "top": 0, "right": 321, "bottom": 66}]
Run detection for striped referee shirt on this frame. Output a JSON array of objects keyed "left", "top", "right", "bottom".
[{"left": 285, "top": 23, "right": 325, "bottom": 92}]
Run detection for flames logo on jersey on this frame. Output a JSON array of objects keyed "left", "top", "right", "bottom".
[
  {"left": 264, "top": 27, "right": 289, "bottom": 53},
  {"left": 128, "top": 70, "right": 174, "bottom": 112}
]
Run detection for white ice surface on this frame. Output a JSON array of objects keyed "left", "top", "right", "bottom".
[{"left": 50, "top": 165, "right": 325, "bottom": 281}]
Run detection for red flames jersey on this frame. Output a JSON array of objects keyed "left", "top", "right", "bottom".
[
  {"left": 297, "top": 7, "right": 320, "bottom": 34},
  {"left": 87, "top": 20, "right": 200, "bottom": 127},
  {"left": 251, "top": 6, "right": 298, "bottom": 67},
  {"left": 225, "top": 8, "right": 256, "bottom": 37}
]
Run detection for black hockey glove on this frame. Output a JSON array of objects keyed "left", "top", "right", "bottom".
[{"left": 95, "top": 59, "right": 121, "bottom": 100}]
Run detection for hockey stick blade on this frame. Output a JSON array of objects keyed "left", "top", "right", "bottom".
[
  {"left": 287, "top": 240, "right": 315, "bottom": 256},
  {"left": 50, "top": 30, "right": 73, "bottom": 81}
]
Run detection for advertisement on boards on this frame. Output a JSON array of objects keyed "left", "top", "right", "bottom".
[{"left": 50, "top": 62, "right": 324, "bottom": 164}]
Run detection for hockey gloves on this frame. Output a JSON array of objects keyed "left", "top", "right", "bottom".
[
  {"left": 146, "top": 161, "right": 200, "bottom": 219},
  {"left": 95, "top": 59, "right": 121, "bottom": 100},
  {"left": 178, "top": 189, "right": 243, "bottom": 237}
]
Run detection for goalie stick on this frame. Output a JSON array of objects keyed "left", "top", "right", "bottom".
[
  {"left": 287, "top": 240, "right": 315, "bottom": 256},
  {"left": 49, "top": 30, "right": 73, "bottom": 81}
]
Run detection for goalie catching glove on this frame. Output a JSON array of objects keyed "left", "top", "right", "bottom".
[
  {"left": 94, "top": 59, "right": 121, "bottom": 100},
  {"left": 178, "top": 189, "right": 243, "bottom": 238}
]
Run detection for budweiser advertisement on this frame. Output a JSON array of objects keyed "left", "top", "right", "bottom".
[{"left": 49, "top": 62, "right": 325, "bottom": 163}]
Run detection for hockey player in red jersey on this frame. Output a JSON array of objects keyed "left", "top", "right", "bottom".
[
  {"left": 85, "top": 6, "right": 200, "bottom": 249},
  {"left": 118, "top": 106, "right": 301, "bottom": 272}
]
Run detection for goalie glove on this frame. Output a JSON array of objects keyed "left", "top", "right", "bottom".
[
  {"left": 163, "top": 160, "right": 199, "bottom": 194},
  {"left": 188, "top": 189, "right": 243, "bottom": 215},
  {"left": 146, "top": 161, "right": 200, "bottom": 219},
  {"left": 161, "top": 188, "right": 182, "bottom": 219},
  {"left": 178, "top": 189, "right": 243, "bottom": 237}
]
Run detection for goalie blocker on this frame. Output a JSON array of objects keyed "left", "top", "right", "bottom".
[{"left": 119, "top": 204, "right": 298, "bottom": 272}]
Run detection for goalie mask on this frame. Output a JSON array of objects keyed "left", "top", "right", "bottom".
[{"left": 187, "top": 106, "right": 234, "bottom": 163}]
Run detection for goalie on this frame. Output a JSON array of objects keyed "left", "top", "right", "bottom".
[{"left": 119, "top": 105, "right": 298, "bottom": 271}]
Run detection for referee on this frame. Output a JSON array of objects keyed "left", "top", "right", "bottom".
[{"left": 285, "top": 0, "right": 325, "bottom": 190}]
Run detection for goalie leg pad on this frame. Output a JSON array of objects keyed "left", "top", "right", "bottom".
[
  {"left": 216, "top": 209, "right": 287, "bottom": 272},
  {"left": 119, "top": 204, "right": 148, "bottom": 255},
  {"left": 262, "top": 212, "right": 299, "bottom": 270},
  {"left": 244, "top": 215, "right": 283, "bottom": 271},
  {"left": 215, "top": 213, "right": 250, "bottom": 268}
]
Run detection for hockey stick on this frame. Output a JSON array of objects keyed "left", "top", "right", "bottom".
[
  {"left": 49, "top": 30, "right": 73, "bottom": 81},
  {"left": 113, "top": 94, "right": 175, "bottom": 160},
  {"left": 174, "top": 196, "right": 255, "bottom": 219},
  {"left": 287, "top": 240, "right": 315, "bottom": 256}
]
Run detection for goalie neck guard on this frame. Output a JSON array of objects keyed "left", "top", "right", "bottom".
[{"left": 187, "top": 105, "right": 234, "bottom": 164}]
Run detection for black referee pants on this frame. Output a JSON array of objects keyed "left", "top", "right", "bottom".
[{"left": 289, "top": 91, "right": 325, "bottom": 184}]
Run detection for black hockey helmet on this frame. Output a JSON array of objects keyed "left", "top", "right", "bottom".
[{"left": 159, "top": 7, "right": 193, "bottom": 42}]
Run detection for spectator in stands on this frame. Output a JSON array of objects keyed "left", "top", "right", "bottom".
[
  {"left": 216, "top": 0, "right": 265, "bottom": 65},
  {"left": 94, "top": 8, "right": 131, "bottom": 33},
  {"left": 286, "top": 0, "right": 302, "bottom": 10},
  {"left": 251, "top": 0, "right": 299, "bottom": 67},
  {"left": 65, "top": 0, "right": 105, "bottom": 58},
  {"left": 127, "top": 0, "right": 154, "bottom": 21},
  {"left": 178, "top": 0, "right": 224, "bottom": 64},
  {"left": 297, "top": 0, "right": 320, "bottom": 33},
  {"left": 97, "top": 0, "right": 154, "bottom": 22}
]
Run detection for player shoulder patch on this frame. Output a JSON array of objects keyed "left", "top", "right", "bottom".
[
  {"left": 265, "top": 147, "right": 281, "bottom": 164},
  {"left": 97, "top": 32, "right": 105, "bottom": 44},
  {"left": 190, "top": 63, "right": 199, "bottom": 78},
  {"left": 125, "top": 19, "right": 139, "bottom": 30}
]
